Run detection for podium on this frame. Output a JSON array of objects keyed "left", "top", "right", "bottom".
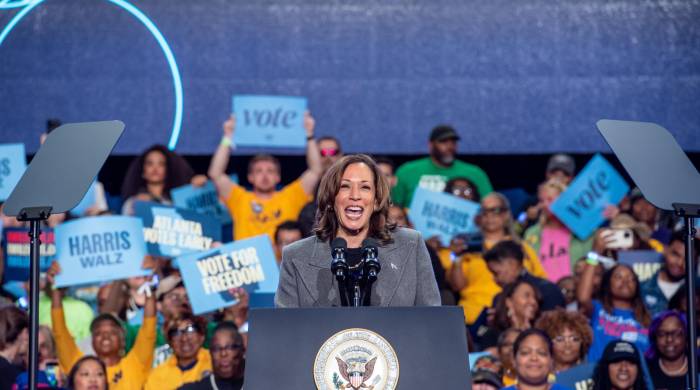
[{"left": 244, "top": 306, "right": 471, "bottom": 389}]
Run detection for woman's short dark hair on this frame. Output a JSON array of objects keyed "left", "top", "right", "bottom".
[
  {"left": 121, "top": 144, "right": 195, "bottom": 200},
  {"left": 0, "top": 306, "right": 28, "bottom": 350},
  {"left": 314, "top": 154, "right": 395, "bottom": 245},
  {"left": 164, "top": 313, "right": 207, "bottom": 342},
  {"left": 512, "top": 328, "right": 553, "bottom": 357},
  {"left": 67, "top": 355, "right": 107, "bottom": 390},
  {"left": 491, "top": 278, "right": 542, "bottom": 331}
]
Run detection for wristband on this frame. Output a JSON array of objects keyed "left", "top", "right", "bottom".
[
  {"left": 450, "top": 252, "right": 460, "bottom": 263},
  {"left": 306, "top": 135, "right": 314, "bottom": 141},
  {"left": 220, "top": 136, "right": 232, "bottom": 147},
  {"left": 586, "top": 252, "right": 600, "bottom": 266}
]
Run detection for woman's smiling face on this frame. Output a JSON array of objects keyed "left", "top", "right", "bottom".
[{"left": 334, "top": 162, "right": 376, "bottom": 238}]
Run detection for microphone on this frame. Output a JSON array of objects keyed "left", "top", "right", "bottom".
[
  {"left": 361, "top": 238, "right": 381, "bottom": 282},
  {"left": 330, "top": 237, "right": 348, "bottom": 279}
]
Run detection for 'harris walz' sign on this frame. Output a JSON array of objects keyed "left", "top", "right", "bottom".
[
  {"left": 178, "top": 235, "right": 279, "bottom": 314},
  {"left": 135, "top": 202, "right": 221, "bottom": 257},
  {"left": 408, "top": 187, "right": 480, "bottom": 246},
  {"left": 54, "top": 216, "right": 150, "bottom": 287},
  {"left": 2, "top": 227, "right": 54, "bottom": 281}
]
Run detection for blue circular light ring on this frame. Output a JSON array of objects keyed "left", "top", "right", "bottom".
[{"left": 0, "top": 0, "right": 184, "bottom": 150}]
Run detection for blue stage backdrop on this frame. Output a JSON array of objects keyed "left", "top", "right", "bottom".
[{"left": 1, "top": 0, "right": 698, "bottom": 155}]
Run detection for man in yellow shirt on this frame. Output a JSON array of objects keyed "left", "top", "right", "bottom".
[
  {"left": 208, "top": 113, "right": 323, "bottom": 243},
  {"left": 47, "top": 264, "right": 157, "bottom": 390},
  {"left": 145, "top": 314, "right": 212, "bottom": 389}
]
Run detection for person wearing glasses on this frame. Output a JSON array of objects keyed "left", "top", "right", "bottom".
[
  {"left": 208, "top": 114, "right": 323, "bottom": 243},
  {"left": 180, "top": 322, "right": 245, "bottom": 390},
  {"left": 645, "top": 310, "right": 689, "bottom": 390},
  {"left": 145, "top": 314, "right": 211, "bottom": 390},
  {"left": 438, "top": 192, "right": 548, "bottom": 324},
  {"left": 535, "top": 309, "right": 593, "bottom": 373}
]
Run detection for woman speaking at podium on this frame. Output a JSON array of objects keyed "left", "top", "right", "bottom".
[{"left": 275, "top": 154, "right": 440, "bottom": 308}]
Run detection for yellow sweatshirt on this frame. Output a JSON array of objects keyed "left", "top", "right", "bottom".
[{"left": 144, "top": 347, "right": 212, "bottom": 390}]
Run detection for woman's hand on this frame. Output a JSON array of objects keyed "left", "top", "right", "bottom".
[{"left": 190, "top": 174, "right": 208, "bottom": 188}]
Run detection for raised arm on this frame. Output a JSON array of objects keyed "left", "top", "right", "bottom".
[
  {"left": 576, "top": 260, "right": 597, "bottom": 317},
  {"left": 46, "top": 262, "right": 82, "bottom": 373},
  {"left": 299, "top": 111, "right": 323, "bottom": 195},
  {"left": 208, "top": 115, "right": 236, "bottom": 200}
]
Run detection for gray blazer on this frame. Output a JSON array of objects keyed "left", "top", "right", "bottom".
[{"left": 275, "top": 227, "right": 441, "bottom": 307}]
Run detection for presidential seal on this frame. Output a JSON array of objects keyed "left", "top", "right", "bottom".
[{"left": 313, "top": 328, "right": 399, "bottom": 390}]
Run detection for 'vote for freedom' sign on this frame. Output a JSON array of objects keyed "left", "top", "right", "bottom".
[
  {"left": 2, "top": 228, "right": 55, "bottom": 281},
  {"left": 171, "top": 176, "right": 238, "bottom": 225},
  {"left": 54, "top": 216, "right": 150, "bottom": 287},
  {"left": 0, "top": 143, "right": 27, "bottom": 201},
  {"left": 408, "top": 187, "right": 480, "bottom": 246},
  {"left": 178, "top": 235, "right": 279, "bottom": 314},
  {"left": 135, "top": 202, "right": 221, "bottom": 257},
  {"left": 232, "top": 95, "right": 307, "bottom": 148},
  {"left": 550, "top": 154, "right": 629, "bottom": 240}
]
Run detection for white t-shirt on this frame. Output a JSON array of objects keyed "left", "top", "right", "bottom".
[{"left": 657, "top": 277, "right": 683, "bottom": 300}]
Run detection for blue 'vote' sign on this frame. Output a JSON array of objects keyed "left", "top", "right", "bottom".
[
  {"left": 54, "top": 216, "right": 149, "bottom": 287},
  {"left": 232, "top": 95, "right": 307, "bottom": 148},
  {"left": 178, "top": 234, "right": 279, "bottom": 314},
  {"left": 0, "top": 143, "right": 26, "bottom": 201},
  {"left": 550, "top": 154, "right": 629, "bottom": 240}
]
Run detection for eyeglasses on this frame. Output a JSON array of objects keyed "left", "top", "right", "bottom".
[
  {"left": 210, "top": 344, "right": 243, "bottom": 353},
  {"left": 656, "top": 329, "right": 684, "bottom": 340},
  {"left": 450, "top": 187, "right": 474, "bottom": 198},
  {"left": 481, "top": 207, "right": 506, "bottom": 216},
  {"left": 168, "top": 324, "right": 200, "bottom": 339},
  {"left": 553, "top": 335, "right": 582, "bottom": 344},
  {"left": 320, "top": 148, "right": 339, "bottom": 157}
]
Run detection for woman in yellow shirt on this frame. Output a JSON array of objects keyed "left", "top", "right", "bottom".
[
  {"left": 47, "top": 263, "right": 157, "bottom": 390},
  {"left": 441, "top": 192, "right": 547, "bottom": 324}
]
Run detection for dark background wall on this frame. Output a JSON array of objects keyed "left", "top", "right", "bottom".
[{"left": 1, "top": 0, "right": 699, "bottom": 156}]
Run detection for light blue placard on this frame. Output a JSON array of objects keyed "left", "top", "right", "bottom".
[
  {"left": 134, "top": 202, "right": 222, "bottom": 257},
  {"left": 0, "top": 143, "right": 26, "bottom": 201},
  {"left": 178, "top": 234, "right": 279, "bottom": 315},
  {"left": 232, "top": 95, "right": 307, "bottom": 148},
  {"left": 54, "top": 216, "right": 150, "bottom": 287},
  {"left": 70, "top": 181, "right": 97, "bottom": 216},
  {"left": 408, "top": 187, "right": 480, "bottom": 246},
  {"left": 171, "top": 175, "right": 238, "bottom": 225},
  {"left": 550, "top": 154, "right": 630, "bottom": 240}
]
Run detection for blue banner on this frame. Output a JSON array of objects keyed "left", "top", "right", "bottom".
[
  {"left": 550, "top": 154, "right": 630, "bottom": 240},
  {"left": 555, "top": 362, "right": 595, "bottom": 390},
  {"left": 135, "top": 202, "right": 221, "bottom": 257},
  {"left": 178, "top": 235, "right": 279, "bottom": 314},
  {"left": 2, "top": 228, "right": 55, "bottom": 282},
  {"left": 53, "top": 216, "right": 150, "bottom": 287},
  {"left": 171, "top": 175, "right": 238, "bottom": 225},
  {"left": 618, "top": 250, "right": 663, "bottom": 283},
  {"left": 232, "top": 95, "right": 307, "bottom": 148},
  {"left": 408, "top": 187, "right": 480, "bottom": 246},
  {"left": 0, "top": 143, "right": 26, "bottom": 201}
]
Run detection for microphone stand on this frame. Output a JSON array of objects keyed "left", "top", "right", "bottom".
[{"left": 331, "top": 246, "right": 349, "bottom": 307}]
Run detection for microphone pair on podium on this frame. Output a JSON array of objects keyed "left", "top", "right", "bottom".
[{"left": 330, "top": 237, "right": 381, "bottom": 307}]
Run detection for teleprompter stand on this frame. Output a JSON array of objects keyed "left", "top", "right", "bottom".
[
  {"left": 598, "top": 119, "right": 700, "bottom": 390},
  {"left": 4, "top": 121, "right": 124, "bottom": 389}
]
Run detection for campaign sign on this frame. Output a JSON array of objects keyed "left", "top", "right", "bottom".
[
  {"left": 70, "top": 181, "right": 97, "bottom": 216},
  {"left": 618, "top": 250, "right": 663, "bottom": 283},
  {"left": 0, "top": 143, "right": 26, "bottom": 201},
  {"left": 2, "top": 228, "right": 55, "bottom": 281},
  {"left": 134, "top": 202, "right": 221, "bottom": 257},
  {"left": 408, "top": 187, "right": 480, "bottom": 246},
  {"left": 53, "top": 216, "right": 149, "bottom": 287},
  {"left": 171, "top": 175, "right": 238, "bottom": 225},
  {"left": 555, "top": 362, "right": 595, "bottom": 390},
  {"left": 178, "top": 234, "right": 279, "bottom": 314},
  {"left": 550, "top": 154, "right": 629, "bottom": 240},
  {"left": 232, "top": 95, "right": 307, "bottom": 148}
]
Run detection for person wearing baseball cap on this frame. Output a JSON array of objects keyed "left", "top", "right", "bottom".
[
  {"left": 545, "top": 154, "right": 576, "bottom": 185},
  {"left": 591, "top": 340, "right": 647, "bottom": 390},
  {"left": 391, "top": 124, "right": 493, "bottom": 208}
]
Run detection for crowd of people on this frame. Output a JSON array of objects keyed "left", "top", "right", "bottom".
[{"left": 0, "top": 116, "right": 698, "bottom": 390}]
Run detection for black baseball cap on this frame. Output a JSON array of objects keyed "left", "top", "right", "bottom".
[
  {"left": 471, "top": 368, "right": 503, "bottom": 388},
  {"left": 429, "top": 125, "right": 460, "bottom": 142},
  {"left": 601, "top": 340, "right": 640, "bottom": 364}
]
